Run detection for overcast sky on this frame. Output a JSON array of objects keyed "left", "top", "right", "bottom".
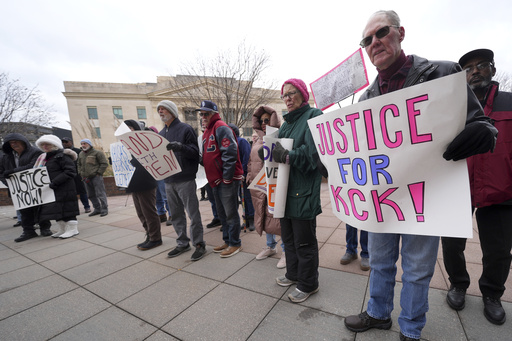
[{"left": 2, "top": 0, "right": 511, "bottom": 130}]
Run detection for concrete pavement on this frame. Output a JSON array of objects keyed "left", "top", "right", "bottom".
[{"left": 0, "top": 183, "right": 510, "bottom": 340}]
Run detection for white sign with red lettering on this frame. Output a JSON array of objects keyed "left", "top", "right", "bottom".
[{"left": 308, "top": 72, "right": 473, "bottom": 238}]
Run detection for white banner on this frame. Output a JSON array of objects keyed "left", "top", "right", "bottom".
[
  {"left": 115, "top": 129, "right": 182, "bottom": 181},
  {"left": 6, "top": 167, "right": 56, "bottom": 210},
  {"left": 110, "top": 142, "right": 135, "bottom": 188},
  {"left": 308, "top": 72, "right": 473, "bottom": 238},
  {"left": 262, "top": 137, "right": 294, "bottom": 218}
]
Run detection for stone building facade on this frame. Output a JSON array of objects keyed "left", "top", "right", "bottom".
[{"left": 62, "top": 76, "right": 304, "bottom": 152}]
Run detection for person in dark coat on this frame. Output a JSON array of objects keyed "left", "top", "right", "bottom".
[
  {"left": 124, "top": 120, "right": 163, "bottom": 250},
  {"left": 0, "top": 133, "right": 51, "bottom": 242},
  {"left": 61, "top": 137, "right": 91, "bottom": 213},
  {"left": 34, "top": 135, "right": 80, "bottom": 239}
]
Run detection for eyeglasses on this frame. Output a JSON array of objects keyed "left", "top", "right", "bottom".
[
  {"left": 360, "top": 25, "right": 399, "bottom": 48},
  {"left": 280, "top": 91, "right": 298, "bottom": 100},
  {"left": 259, "top": 118, "right": 270, "bottom": 124},
  {"left": 198, "top": 112, "right": 211, "bottom": 117},
  {"left": 464, "top": 61, "right": 493, "bottom": 73}
]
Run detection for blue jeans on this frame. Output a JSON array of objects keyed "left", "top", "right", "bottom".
[
  {"left": 239, "top": 181, "right": 254, "bottom": 218},
  {"left": 266, "top": 233, "right": 284, "bottom": 251},
  {"left": 205, "top": 184, "right": 218, "bottom": 219},
  {"left": 367, "top": 232, "right": 439, "bottom": 339},
  {"left": 346, "top": 224, "right": 368, "bottom": 258},
  {"left": 212, "top": 181, "right": 241, "bottom": 247},
  {"left": 156, "top": 180, "right": 170, "bottom": 216}
]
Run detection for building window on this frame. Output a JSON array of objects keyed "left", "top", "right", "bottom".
[
  {"left": 184, "top": 109, "right": 196, "bottom": 122},
  {"left": 243, "top": 127, "right": 253, "bottom": 138},
  {"left": 113, "top": 107, "right": 123, "bottom": 119},
  {"left": 94, "top": 127, "right": 101, "bottom": 138},
  {"left": 137, "top": 107, "right": 147, "bottom": 119},
  {"left": 87, "top": 107, "right": 98, "bottom": 119}
]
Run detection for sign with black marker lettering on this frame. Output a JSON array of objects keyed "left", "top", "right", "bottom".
[{"left": 6, "top": 167, "right": 56, "bottom": 210}]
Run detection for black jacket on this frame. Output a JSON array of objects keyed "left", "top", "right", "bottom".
[
  {"left": 0, "top": 133, "right": 42, "bottom": 186},
  {"left": 38, "top": 149, "right": 80, "bottom": 221}
]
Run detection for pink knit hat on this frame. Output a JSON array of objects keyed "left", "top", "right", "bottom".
[{"left": 281, "top": 78, "right": 309, "bottom": 103}]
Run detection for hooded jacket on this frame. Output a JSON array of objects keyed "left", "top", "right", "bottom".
[
  {"left": 37, "top": 148, "right": 80, "bottom": 221},
  {"left": 467, "top": 82, "right": 512, "bottom": 207},
  {"left": 0, "top": 133, "right": 42, "bottom": 186},
  {"left": 247, "top": 105, "right": 282, "bottom": 235}
]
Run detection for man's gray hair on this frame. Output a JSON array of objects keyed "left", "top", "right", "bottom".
[{"left": 364, "top": 10, "right": 401, "bottom": 36}]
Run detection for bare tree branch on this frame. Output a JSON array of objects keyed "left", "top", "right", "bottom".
[
  {"left": 494, "top": 71, "right": 512, "bottom": 92},
  {"left": 0, "top": 72, "right": 55, "bottom": 134},
  {"left": 175, "top": 40, "right": 277, "bottom": 127}
]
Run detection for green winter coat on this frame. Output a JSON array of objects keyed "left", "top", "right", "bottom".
[
  {"left": 77, "top": 147, "right": 109, "bottom": 179},
  {"left": 278, "top": 104, "right": 323, "bottom": 220}
]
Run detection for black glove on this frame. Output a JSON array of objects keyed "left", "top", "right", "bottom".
[
  {"left": 166, "top": 141, "right": 183, "bottom": 151},
  {"left": 257, "top": 146, "right": 265, "bottom": 161},
  {"left": 443, "top": 121, "right": 496, "bottom": 161},
  {"left": 272, "top": 142, "right": 289, "bottom": 164},
  {"left": 3, "top": 170, "right": 14, "bottom": 177},
  {"left": 317, "top": 158, "right": 328, "bottom": 178}
]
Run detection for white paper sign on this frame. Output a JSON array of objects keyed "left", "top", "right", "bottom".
[
  {"left": 110, "top": 142, "right": 135, "bottom": 187},
  {"left": 308, "top": 72, "right": 473, "bottom": 238},
  {"left": 6, "top": 167, "right": 56, "bottom": 210},
  {"left": 116, "top": 130, "right": 182, "bottom": 181},
  {"left": 310, "top": 49, "right": 369, "bottom": 111},
  {"left": 262, "top": 137, "right": 293, "bottom": 218}
]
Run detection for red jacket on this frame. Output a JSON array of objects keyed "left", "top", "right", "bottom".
[
  {"left": 202, "top": 113, "right": 243, "bottom": 187},
  {"left": 468, "top": 82, "right": 512, "bottom": 207}
]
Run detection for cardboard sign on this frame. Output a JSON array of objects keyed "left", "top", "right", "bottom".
[
  {"left": 110, "top": 142, "right": 135, "bottom": 187},
  {"left": 308, "top": 72, "right": 473, "bottom": 238},
  {"left": 310, "top": 49, "right": 369, "bottom": 111},
  {"left": 6, "top": 167, "right": 56, "bottom": 210},
  {"left": 116, "top": 129, "right": 182, "bottom": 181}
]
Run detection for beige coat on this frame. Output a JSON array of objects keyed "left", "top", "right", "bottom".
[{"left": 246, "top": 105, "right": 282, "bottom": 236}]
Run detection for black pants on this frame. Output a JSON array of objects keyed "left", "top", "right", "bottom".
[
  {"left": 20, "top": 206, "right": 51, "bottom": 233},
  {"left": 281, "top": 218, "right": 319, "bottom": 293},
  {"left": 441, "top": 205, "right": 512, "bottom": 299}
]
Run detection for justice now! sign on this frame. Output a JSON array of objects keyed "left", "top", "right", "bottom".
[
  {"left": 308, "top": 72, "right": 473, "bottom": 238},
  {"left": 6, "top": 167, "right": 56, "bottom": 210}
]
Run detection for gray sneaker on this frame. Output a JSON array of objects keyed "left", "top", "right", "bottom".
[
  {"left": 288, "top": 287, "right": 319, "bottom": 303},
  {"left": 360, "top": 257, "right": 370, "bottom": 271},
  {"left": 340, "top": 252, "right": 358, "bottom": 265},
  {"left": 276, "top": 276, "right": 297, "bottom": 287}
]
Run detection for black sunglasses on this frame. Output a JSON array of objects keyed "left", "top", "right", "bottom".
[
  {"left": 360, "top": 25, "right": 399, "bottom": 48},
  {"left": 259, "top": 118, "right": 270, "bottom": 124}
]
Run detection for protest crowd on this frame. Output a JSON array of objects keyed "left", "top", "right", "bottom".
[{"left": 1, "top": 9, "right": 511, "bottom": 341}]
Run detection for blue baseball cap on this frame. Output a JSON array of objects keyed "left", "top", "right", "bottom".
[{"left": 195, "top": 100, "right": 218, "bottom": 112}]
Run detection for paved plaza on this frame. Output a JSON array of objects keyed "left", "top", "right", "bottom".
[{"left": 0, "top": 183, "right": 510, "bottom": 340}]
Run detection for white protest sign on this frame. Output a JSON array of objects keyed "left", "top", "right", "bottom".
[
  {"left": 6, "top": 167, "right": 56, "bottom": 210},
  {"left": 110, "top": 142, "right": 135, "bottom": 187},
  {"left": 262, "top": 137, "right": 293, "bottom": 218},
  {"left": 115, "top": 130, "right": 181, "bottom": 181},
  {"left": 308, "top": 72, "right": 473, "bottom": 238},
  {"left": 310, "top": 49, "right": 369, "bottom": 111}
]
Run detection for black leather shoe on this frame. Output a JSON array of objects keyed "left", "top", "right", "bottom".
[
  {"left": 344, "top": 311, "right": 392, "bottom": 332},
  {"left": 137, "top": 239, "right": 162, "bottom": 251},
  {"left": 483, "top": 296, "right": 506, "bottom": 325},
  {"left": 206, "top": 218, "right": 221, "bottom": 228},
  {"left": 13, "top": 221, "right": 21, "bottom": 227},
  {"left": 100, "top": 211, "right": 108, "bottom": 217},
  {"left": 88, "top": 211, "right": 101, "bottom": 217},
  {"left": 40, "top": 229, "right": 53, "bottom": 237},
  {"left": 447, "top": 286, "right": 466, "bottom": 310},
  {"left": 400, "top": 332, "right": 420, "bottom": 341},
  {"left": 15, "top": 232, "right": 38, "bottom": 242}
]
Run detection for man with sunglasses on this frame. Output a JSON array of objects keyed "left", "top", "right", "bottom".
[
  {"left": 197, "top": 100, "right": 244, "bottom": 258},
  {"left": 442, "top": 49, "right": 512, "bottom": 326},
  {"left": 344, "top": 11, "right": 497, "bottom": 341}
]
